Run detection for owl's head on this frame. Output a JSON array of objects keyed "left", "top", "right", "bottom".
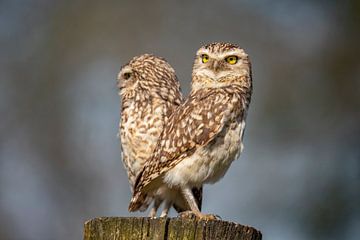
[
  {"left": 117, "top": 54, "right": 181, "bottom": 104},
  {"left": 192, "top": 42, "right": 251, "bottom": 91}
]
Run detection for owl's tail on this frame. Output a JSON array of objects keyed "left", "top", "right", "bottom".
[{"left": 128, "top": 192, "right": 148, "bottom": 212}]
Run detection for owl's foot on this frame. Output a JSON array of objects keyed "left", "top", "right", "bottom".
[
  {"left": 178, "top": 211, "right": 220, "bottom": 221},
  {"left": 199, "top": 213, "right": 219, "bottom": 221},
  {"left": 178, "top": 210, "right": 197, "bottom": 219},
  {"left": 148, "top": 209, "right": 156, "bottom": 218},
  {"left": 148, "top": 198, "right": 163, "bottom": 218}
]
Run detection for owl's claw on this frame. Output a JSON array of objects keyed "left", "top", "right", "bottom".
[
  {"left": 178, "top": 210, "right": 197, "bottom": 219},
  {"left": 212, "top": 214, "right": 222, "bottom": 220},
  {"left": 200, "top": 213, "right": 219, "bottom": 221},
  {"left": 178, "top": 211, "right": 220, "bottom": 221}
]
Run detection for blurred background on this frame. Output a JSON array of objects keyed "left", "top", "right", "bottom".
[{"left": 1, "top": 0, "right": 359, "bottom": 239}]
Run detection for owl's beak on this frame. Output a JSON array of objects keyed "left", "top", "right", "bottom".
[{"left": 211, "top": 61, "right": 220, "bottom": 72}]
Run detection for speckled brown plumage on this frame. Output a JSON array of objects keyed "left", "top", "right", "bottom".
[
  {"left": 118, "top": 54, "right": 182, "bottom": 187},
  {"left": 129, "top": 43, "right": 252, "bottom": 219},
  {"left": 118, "top": 54, "right": 202, "bottom": 217}
]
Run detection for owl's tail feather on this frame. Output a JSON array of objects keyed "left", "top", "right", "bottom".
[
  {"left": 128, "top": 192, "right": 148, "bottom": 212},
  {"left": 139, "top": 196, "right": 153, "bottom": 212}
]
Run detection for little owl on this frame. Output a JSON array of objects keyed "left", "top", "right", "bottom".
[
  {"left": 129, "top": 43, "right": 252, "bottom": 220},
  {"left": 118, "top": 54, "right": 202, "bottom": 217}
]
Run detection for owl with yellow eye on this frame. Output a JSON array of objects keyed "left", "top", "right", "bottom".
[{"left": 129, "top": 42, "right": 252, "bottom": 220}]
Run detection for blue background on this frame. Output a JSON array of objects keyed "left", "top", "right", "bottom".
[{"left": 0, "top": 1, "right": 359, "bottom": 239}]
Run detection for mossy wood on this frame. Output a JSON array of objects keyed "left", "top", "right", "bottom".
[{"left": 84, "top": 217, "right": 262, "bottom": 240}]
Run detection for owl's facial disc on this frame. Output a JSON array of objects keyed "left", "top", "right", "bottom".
[
  {"left": 191, "top": 43, "right": 251, "bottom": 92},
  {"left": 195, "top": 49, "right": 246, "bottom": 82}
]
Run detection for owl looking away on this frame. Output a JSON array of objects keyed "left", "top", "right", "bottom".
[
  {"left": 118, "top": 54, "right": 201, "bottom": 217},
  {"left": 129, "top": 43, "right": 252, "bottom": 220}
]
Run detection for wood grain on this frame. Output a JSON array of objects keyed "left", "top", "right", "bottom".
[{"left": 83, "top": 217, "right": 262, "bottom": 240}]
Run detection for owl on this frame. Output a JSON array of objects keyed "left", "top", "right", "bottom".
[
  {"left": 118, "top": 54, "right": 201, "bottom": 217},
  {"left": 129, "top": 43, "right": 252, "bottom": 220}
]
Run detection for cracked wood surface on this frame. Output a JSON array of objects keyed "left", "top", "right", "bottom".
[{"left": 83, "top": 217, "right": 262, "bottom": 240}]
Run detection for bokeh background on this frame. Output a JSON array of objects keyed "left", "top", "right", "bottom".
[{"left": 1, "top": 0, "right": 359, "bottom": 239}]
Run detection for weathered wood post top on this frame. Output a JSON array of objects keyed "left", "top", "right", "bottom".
[{"left": 84, "top": 217, "right": 262, "bottom": 240}]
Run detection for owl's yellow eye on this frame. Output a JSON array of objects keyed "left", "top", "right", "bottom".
[
  {"left": 225, "top": 56, "right": 238, "bottom": 64},
  {"left": 201, "top": 54, "right": 209, "bottom": 63}
]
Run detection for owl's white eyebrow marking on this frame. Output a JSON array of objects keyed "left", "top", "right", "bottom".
[{"left": 196, "top": 49, "right": 246, "bottom": 60}]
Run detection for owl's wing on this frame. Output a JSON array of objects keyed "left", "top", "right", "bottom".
[{"left": 129, "top": 88, "right": 237, "bottom": 211}]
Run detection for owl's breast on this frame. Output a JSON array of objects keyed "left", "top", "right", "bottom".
[
  {"left": 120, "top": 101, "right": 166, "bottom": 185},
  {"left": 164, "top": 117, "right": 246, "bottom": 187}
]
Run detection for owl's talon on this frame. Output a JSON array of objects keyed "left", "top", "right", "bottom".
[
  {"left": 178, "top": 211, "right": 219, "bottom": 221},
  {"left": 199, "top": 214, "right": 218, "bottom": 221},
  {"left": 178, "top": 210, "right": 197, "bottom": 219}
]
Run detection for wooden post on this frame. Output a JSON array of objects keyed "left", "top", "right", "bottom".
[{"left": 84, "top": 217, "right": 262, "bottom": 240}]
